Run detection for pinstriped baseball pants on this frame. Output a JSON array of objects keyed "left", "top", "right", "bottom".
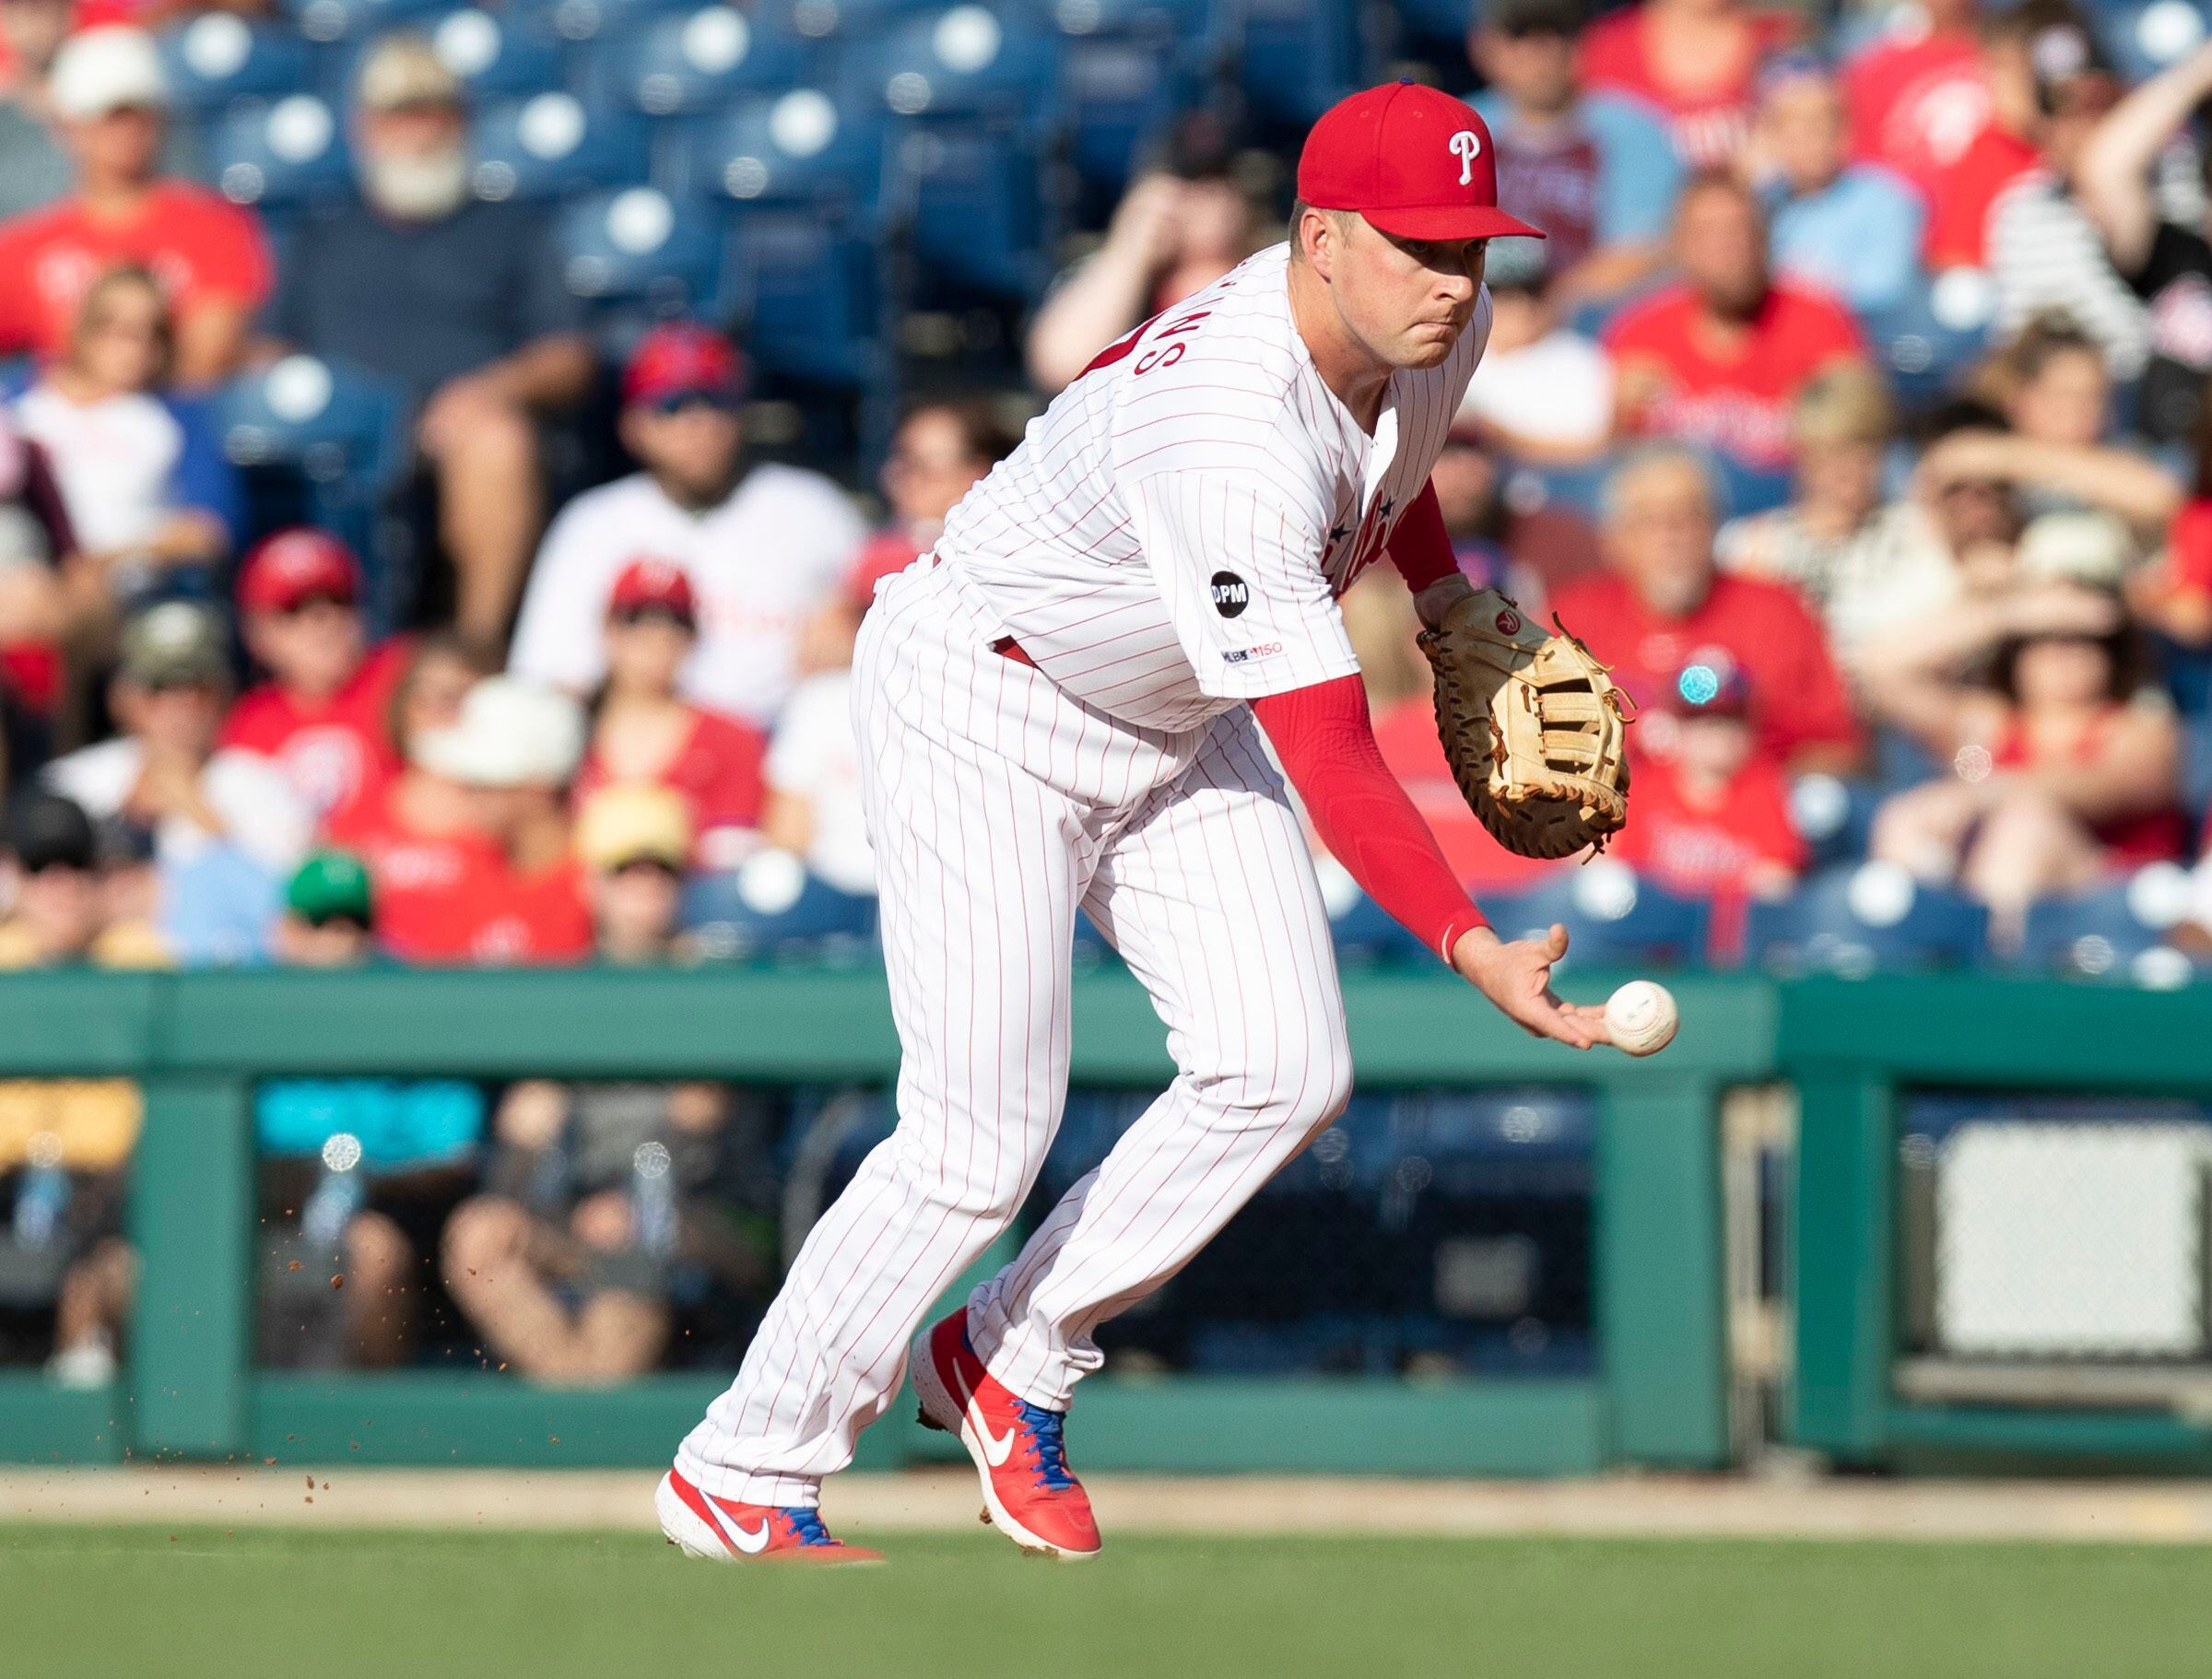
[{"left": 676, "top": 560, "right": 1352, "bottom": 1508}]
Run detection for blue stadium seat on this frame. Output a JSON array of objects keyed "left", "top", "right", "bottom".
[
  {"left": 469, "top": 92, "right": 650, "bottom": 202},
  {"left": 899, "top": 119, "right": 1053, "bottom": 299},
  {"left": 839, "top": 4, "right": 1063, "bottom": 123},
  {"left": 1863, "top": 267, "right": 1996, "bottom": 406},
  {"left": 1484, "top": 861, "right": 1712, "bottom": 969},
  {"left": 1325, "top": 887, "right": 1430, "bottom": 967},
  {"left": 680, "top": 852, "right": 880, "bottom": 960},
  {"left": 1057, "top": 34, "right": 1187, "bottom": 200},
  {"left": 284, "top": 0, "right": 450, "bottom": 45},
  {"left": 415, "top": 8, "right": 571, "bottom": 99},
  {"left": 1393, "top": 0, "right": 1473, "bottom": 50},
  {"left": 724, "top": 209, "right": 890, "bottom": 388},
  {"left": 675, "top": 90, "right": 888, "bottom": 217},
  {"left": 2098, "top": 0, "right": 2210, "bottom": 87},
  {"left": 511, "top": 0, "right": 692, "bottom": 45},
  {"left": 1742, "top": 862, "right": 1990, "bottom": 975},
  {"left": 1235, "top": 0, "right": 1368, "bottom": 130},
  {"left": 159, "top": 16, "right": 317, "bottom": 116},
  {"left": 554, "top": 186, "right": 725, "bottom": 330},
  {"left": 215, "top": 356, "right": 409, "bottom": 622},
  {"left": 2015, "top": 867, "right": 2205, "bottom": 986},
  {"left": 1787, "top": 772, "right": 1881, "bottom": 872},
  {"left": 592, "top": 5, "right": 815, "bottom": 116},
  {"left": 205, "top": 94, "right": 354, "bottom": 213}
]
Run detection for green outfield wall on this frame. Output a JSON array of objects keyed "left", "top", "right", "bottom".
[{"left": 4, "top": 966, "right": 2209, "bottom": 1475}]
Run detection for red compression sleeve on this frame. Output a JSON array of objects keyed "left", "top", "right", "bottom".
[
  {"left": 1385, "top": 481, "right": 1459, "bottom": 594},
  {"left": 1252, "top": 674, "right": 1488, "bottom": 965}
]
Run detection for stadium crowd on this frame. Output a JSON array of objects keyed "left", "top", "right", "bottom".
[{"left": 10, "top": 0, "right": 2212, "bottom": 1377}]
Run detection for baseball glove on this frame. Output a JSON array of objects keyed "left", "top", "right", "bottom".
[{"left": 1416, "top": 589, "right": 1631, "bottom": 861}]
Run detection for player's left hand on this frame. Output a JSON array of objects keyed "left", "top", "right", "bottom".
[{"left": 1450, "top": 923, "right": 1614, "bottom": 1051}]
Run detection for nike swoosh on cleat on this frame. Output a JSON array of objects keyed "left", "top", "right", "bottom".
[{"left": 951, "top": 1358, "right": 1017, "bottom": 1467}]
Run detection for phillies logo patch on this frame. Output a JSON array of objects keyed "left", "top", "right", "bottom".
[
  {"left": 1495, "top": 607, "right": 1521, "bottom": 636},
  {"left": 1450, "top": 130, "right": 1482, "bottom": 186}
]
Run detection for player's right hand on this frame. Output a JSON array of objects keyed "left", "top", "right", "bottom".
[{"left": 1450, "top": 923, "right": 1611, "bottom": 1051}]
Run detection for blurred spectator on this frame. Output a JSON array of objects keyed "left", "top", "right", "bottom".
[
  {"left": 0, "top": 27, "right": 266, "bottom": 383},
  {"left": 1843, "top": 0, "right": 1991, "bottom": 203},
  {"left": 1983, "top": 15, "right": 2151, "bottom": 379},
  {"left": 44, "top": 601, "right": 310, "bottom": 883},
  {"left": 440, "top": 818, "right": 764, "bottom": 1380},
  {"left": 2077, "top": 42, "right": 2212, "bottom": 446},
  {"left": 271, "top": 846, "right": 374, "bottom": 968},
  {"left": 509, "top": 324, "right": 863, "bottom": 730},
  {"left": 1717, "top": 364, "right": 1899, "bottom": 622},
  {"left": 1453, "top": 241, "right": 1612, "bottom": 465},
  {"left": 575, "top": 781, "right": 694, "bottom": 964},
  {"left": 841, "top": 400, "right": 1019, "bottom": 617},
  {"left": 263, "top": 35, "right": 593, "bottom": 647},
  {"left": 0, "top": 0, "right": 76, "bottom": 221},
  {"left": 0, "top": 789, "right": 164, "bottom": 966},
  {"left": 1611, "top": 663, "right": 1804, "bottom": 949},
  {"left": 1939, "top": 317, "right": 2181, "bottom": 534},
  {"left": 1026, "top": 114, "right": 1268, "bottom": 393},
  {"left": 1751, "top": 55, "right": 1925, "bottom": 318},
  {"left": 14, "top": 266, "right": 242, "bottom": 623},
  {"left": 1865, "top": 581, "right": 2183, "bottom": 940},
  {"left": 1576, "top": 0, "right": 1797, "bottom": 169},
  {"left": 1466, "top": 0, "right": 1683, "bottom": 309},
  {"left": 1548, "top": 446, "right": 1864, "bottom": 772},
  {"left": 0, "top": 403, "right": 74, "bottom": 772},
  {"left": 1605, "top": 173, "right": 1867, "bottom": 478},
  {"left": 327, "top": 673, "right": 591, "bottom": 964},
  {"left": 0, "top": 791, "right": 157, "bottom": 1385},
  {"left": 219, "top": 528, "right": 410, "bottom": 823},
  {"left": 2129, "top": 412, "right": 2212, "bottom": 646},
  {"left": 571, "top": 558, "right": 765, "bottom": 872},
  {"left": 1425, "top": 433, "right": 1602, "bottom": 603},
  {"left": 761, "top": 663, "right": 873, "bottom": 897},
  {"left": 1922, "top": 0, "right": 2069, "bottom": 269}
]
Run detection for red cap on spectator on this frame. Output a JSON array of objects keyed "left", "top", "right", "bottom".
[
  {"left": 1296, "top": 83, "right": 1543, "bottom": 243},
  {"left": 237, "top": 527, "right": 361, "bottom": 614},
  {"left": 623, "top": 323, "right": 747, "bottom": 408},
  {"left": 607, "top": 557, "right": 697, "bottom": 624}
]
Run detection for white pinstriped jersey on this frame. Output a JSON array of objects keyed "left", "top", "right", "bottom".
[{"left": 937, "top": 242, "right": 1493, "bottom": 732}]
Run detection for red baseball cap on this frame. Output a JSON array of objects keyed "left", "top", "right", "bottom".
[
  {"left": 1297, "top": 82, "right": 1544, "bottom": 243},
  {"left": 606, "top": 556, "right": 697, "bottom": 623},
  {"left": 623, "top": 323, "right": 746, "bottom": 408},
  {"left": 237, "top": 527, "right": 361, "bottom": 614}
]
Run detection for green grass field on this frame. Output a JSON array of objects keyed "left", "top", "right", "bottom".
[{"left": 4, "top": 1525, "right": 2209, "bottom": 1678}]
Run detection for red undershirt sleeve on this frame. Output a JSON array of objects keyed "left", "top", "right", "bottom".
[
  {"left": 1384, "top": 480, "right": 1460, "bottom": 595},
  {"left": 1251, "top": 672, "right": 1488, "bottom": 966}
]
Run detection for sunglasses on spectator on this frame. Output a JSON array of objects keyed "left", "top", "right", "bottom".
[
  {"left": 646, "top": 391, "right": 737, "bottom": 417},
  {"left": 608, "top": 605, "right": 695, "bottom": 630}
]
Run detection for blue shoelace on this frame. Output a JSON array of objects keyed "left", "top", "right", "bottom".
[
  {"left": 784, "top": 1507, "right": 837, "bottom": 1547},
  {"left": 1014, "top": 1400, "right": 1077, "bottom": 1492}
]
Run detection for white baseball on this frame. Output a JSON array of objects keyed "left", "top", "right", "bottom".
[{"left": 1604, "top": 980, "right": 1678, "bottom": 1056}]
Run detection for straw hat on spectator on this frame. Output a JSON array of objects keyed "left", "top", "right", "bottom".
[
  {"left": 576, "top": 783, "right": 692, "bottom": 874},
  {"left": 356, "top": 33, "right": 463, "bottom": 113}
]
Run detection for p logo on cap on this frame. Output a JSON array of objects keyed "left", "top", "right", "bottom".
[{"left": 1296, "top": 82, "right": 1544, "bottom": 244}]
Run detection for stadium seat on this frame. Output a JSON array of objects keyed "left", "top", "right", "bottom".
[
  {"left": 1863, "top": 267, "right": 1997, "bottom": 407},
  {"left": 2098, "top": 0, "right": 2210, "bottom": 86},
  {"left": 592, "top": 5, "right": 815, "bottom": 116},
  {"left": 284, "top": 0, "right": 450, "bottom": 45},
  {"left": 469, "top": 92, "right": 651, "bottom": 203},
  {"left": 723, "top": 208, "right": 889, "bottom": 389},
  {"left": 679, "top": 851, "right": 881, "bottom": 960},
  {"left": 1057, "top": 33, "right": 1188, "bottom": 202},
  {"left": 839, "top": 4, "right": 1063, "bottom": 123},
  {"left": 2014, "top": 866, "right": 2205, "bottom": 986},
  {"left": 1484, "top": 860, "right": 1713, "bottom": 969},
  {"left": 159, "top": 15, "right": 316, "bottom": 116},
  {"left": 510, "top": 0, "right": 692, "bottom": 44},
  {"left": 675, "top": 89, "right": 888, "bottom": 217},
  {"left": 554, "top": 185, "right": 725, "bottom": 330},
  {"left": 416, "top": 7, "right": 571, "bottom": 99},
  {"left": 1235, "top": 0, "right": 1369, "bottom": 131},
  {"left": 1392, "top": 0, "right": 1475, "bottom": 52},
  {"left": 214, "top": 356, "right": 410, "bottom": 623},
  {"left": 897, "top": 118, "right": 1053, "bottom": 299},
  {"left": 1742, "top": 862, "right": 1990, "bottom": 975},
  {"left": 1788, "top": 772, "right": 1881, "bottom": 872},
  {"left": 205, "top": 94, "right": 355, "bottom": 214}
]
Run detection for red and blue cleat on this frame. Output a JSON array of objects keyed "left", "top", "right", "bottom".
[
  {"left": 910, "top": 1310, "right": 1101, "bottom": 1561},
  {"left": 656, "top": 1469, "right": 883, "bottom": 1564}
]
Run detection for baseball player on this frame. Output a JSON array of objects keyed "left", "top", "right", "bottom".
[{"left": 658, "top": 82, "right": 1619, "bottom": 1565}]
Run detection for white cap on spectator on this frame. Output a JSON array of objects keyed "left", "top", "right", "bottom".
[
  {"left": 2016, "top": 511, "right": 2135, "bottom": 587},
  {"left": 410, "top": 676, "right": 583, "bottom": 789},
  {"left": 49, "top": 27, "right": 169, "bottom": 123}
]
